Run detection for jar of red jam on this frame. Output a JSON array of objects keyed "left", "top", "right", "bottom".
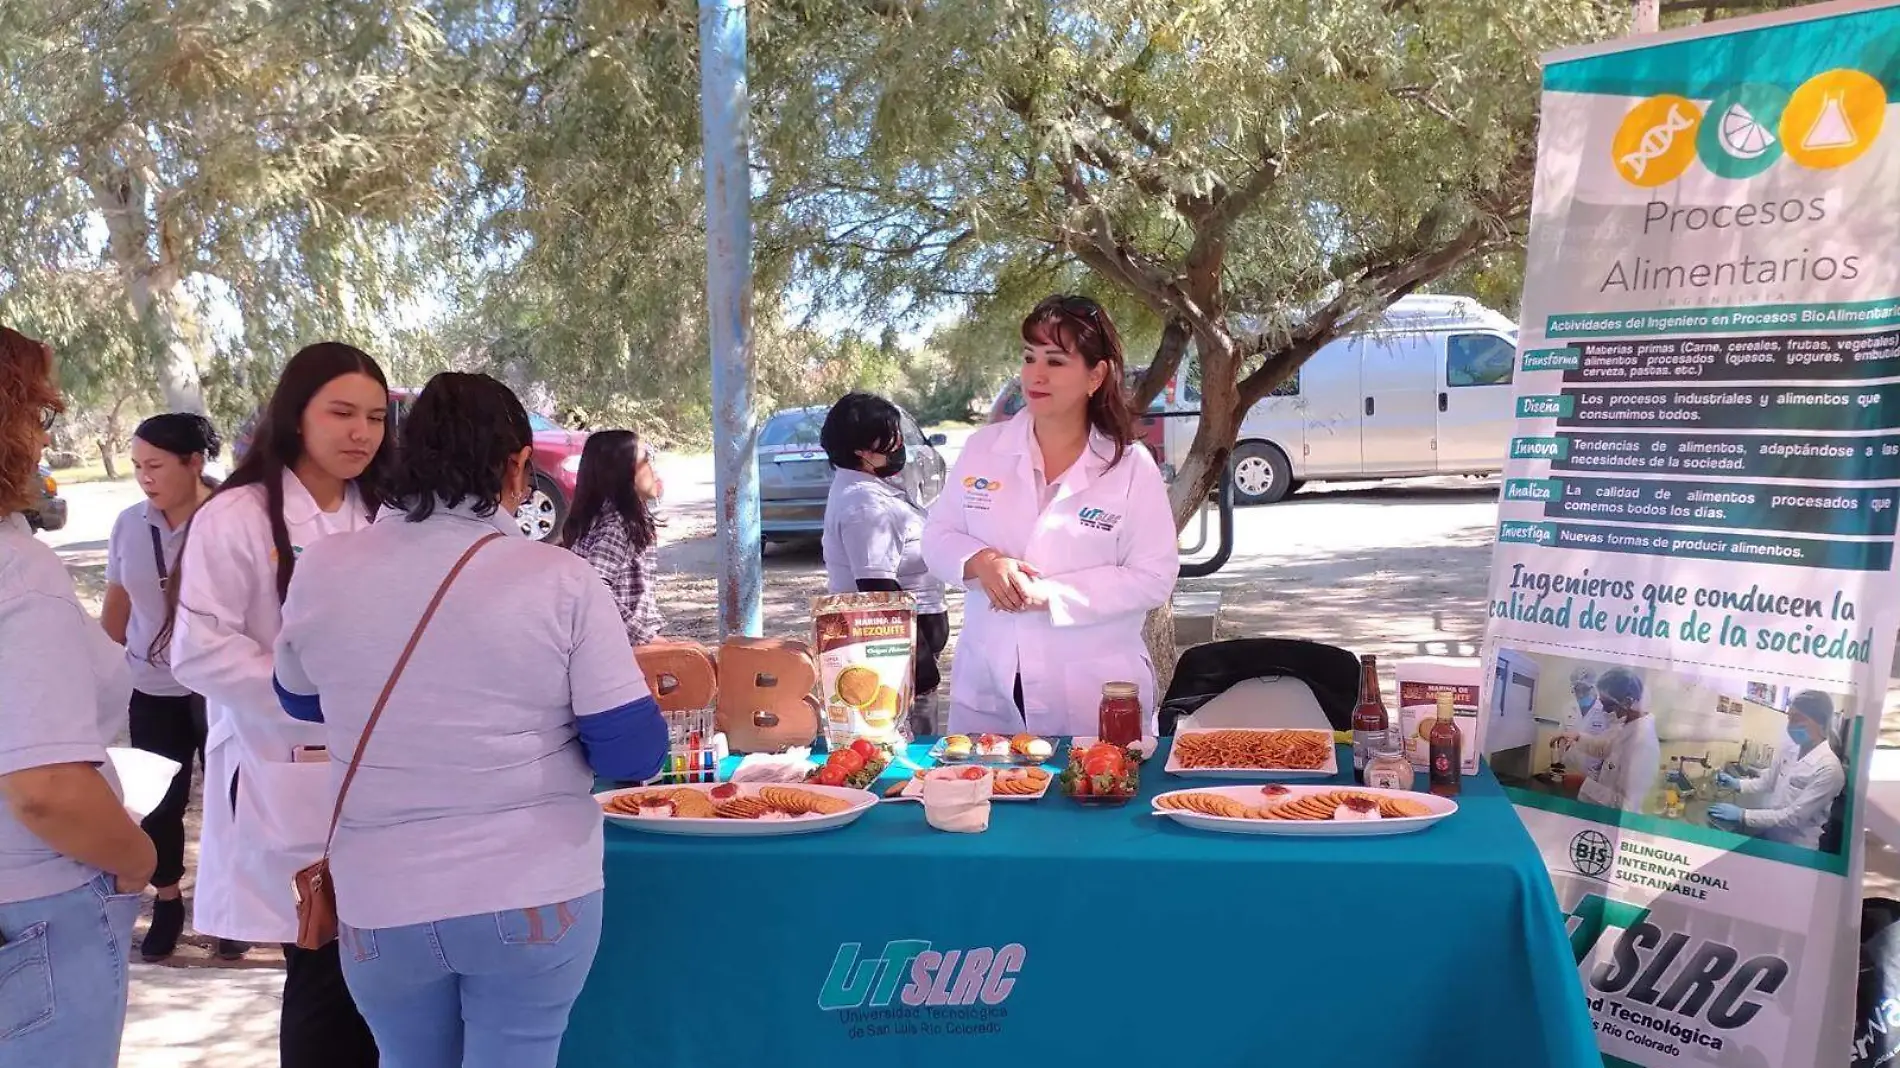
[{"left": 1098, "top": 682, "right": 1142, "bottom": 748}]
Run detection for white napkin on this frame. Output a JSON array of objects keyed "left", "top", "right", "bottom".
[
  {"left": 727, "top": 749, "right": 815, "bottom": 784},
  {"left": 1177, "top": 676, "right": 1333, "bottom": 732},
  {"left": 921, "top": 770, "right": 991, "bottom": 833},
  {"left": 107, "top": 747, "right": 182, "bottom": 820}
]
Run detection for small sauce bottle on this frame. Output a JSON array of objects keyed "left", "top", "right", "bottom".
[
  {"left": 1365, "top": 741, "right": 1412, "bottom": 792},
  {"left": 1351, "top": 655, "right": 1388, "bottom": 783},
  {"left": 1098, "top": 682, "right": 1142, "bottom": 749},
  {"left": 1428, "top": 692, "right": 1462, "bottom": 797}
]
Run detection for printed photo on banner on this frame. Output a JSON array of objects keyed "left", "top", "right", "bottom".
[{"left": 1490, "top": 648, "right": 1853, "bottom": 859}]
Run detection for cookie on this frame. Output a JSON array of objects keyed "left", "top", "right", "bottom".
[{"left": 715, "top": 797, "right": 773, "bottom": 819}]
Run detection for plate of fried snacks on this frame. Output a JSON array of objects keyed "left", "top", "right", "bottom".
[
  {"left": 1151, "top": 784, "right": 1455, "bottom": 837},
  {"left": 885, "top": 765, "right": 1053, "bottom": 802},
  {"left": 1163, "top": 728, "right": 1339, "bottom": 779},
  {"left": 597, "top": 783, "right": 878, "bottom": 837}
]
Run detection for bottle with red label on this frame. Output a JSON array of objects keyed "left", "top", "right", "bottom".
[
  {"left": 1351, "top": 655, "right": 1388, "bottom": 783},
  {"left": 1428, "top": 692, "right": 1462, "bottom": 797}
]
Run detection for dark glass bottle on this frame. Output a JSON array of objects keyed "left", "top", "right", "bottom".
[{"left": 1351, "top": 655, "right": 1388, "bottom": 784}]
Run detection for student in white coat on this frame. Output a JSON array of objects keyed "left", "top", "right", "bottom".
[
  {"left": 923, "top": 295, "right": 1178, "bottom": 738},
  {"left": 1711, "top": 690, "right": 1847, "bottom": 850},
  {"left": 1559, "top": 667, "right": 1662, "bottom": 814},
  {"left": 161, "top": 342, "right": 390, "bottom": 1067}
]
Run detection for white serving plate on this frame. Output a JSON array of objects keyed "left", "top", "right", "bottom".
[
  {"left": 596, "top": 783, "right": 878, "bottom": 837},
  {"left": 1163, "top": 728, "right": 1340, "bottom": 780},
  {"left": 927, "top": 736, "right": 1051, "bottom": 765},
  {"left": 887, "top": 766, "right": 1053, "bottom": 802},
  {"left": 1151, "top": 784, "right": 1456, "bottom": 837}
]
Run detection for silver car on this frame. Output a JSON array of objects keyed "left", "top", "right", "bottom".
[{"left": 757, "top": 404, "right": 948, "bottom": 543}]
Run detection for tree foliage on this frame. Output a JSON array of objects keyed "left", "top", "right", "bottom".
[
  {"left": 734, "top": 0, "right": 1622, "bottom": 521},
  {"left": 0, "top": 0, "right": 475, "bottom": 420}
]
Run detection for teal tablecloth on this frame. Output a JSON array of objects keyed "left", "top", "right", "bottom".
[{"left": 560, "top": 742, "right": 1601, "bottom": 1068}]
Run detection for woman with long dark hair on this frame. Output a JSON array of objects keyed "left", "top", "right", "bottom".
[
  {"left": 562, "top": 429, "right": 665, "bottom": 646},
  {"left": 0, "top": 326, "right": 156, "bottom": 1068},
  {"left": 922, "top": 295, "right": 1179, "bottom": 738},
  {"left": 164, "top": 342, "right": 390, "bottom": 1066},
  {"left": 100, "top": 413, "right": 220, "bottom": 961},
  {"left": 272, "top": 373, "right": 665, "bottom": 1067}
]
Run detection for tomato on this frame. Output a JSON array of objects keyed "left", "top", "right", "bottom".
[
  {"left": 814, "top": 764, "right": 848, "bottom": 787},
  {"left": 1083, "top": 750, "right": 1125, "bottom": 778},
  {"left": 1084, "top": 743, "right": 1124, "bottom": 766},
  {"left": 957, "top": 766, "right": 987, "bottom": 781},
  {"left": 849, "top": 739, "right": 879, "bottom": 761},
  {"left": 709, "top": 783, "right": 738, "bottom": 801},
  {"left": 830, "top": 749, "right": 867, "bottom": 774}
]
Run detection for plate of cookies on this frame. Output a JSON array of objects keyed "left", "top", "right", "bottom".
[
  {"left": 596, "top": 782, "right": 879, "bottom": 836},
  {"left": 884, "top": 765, "right": 1054, "bottom": 802},
  {"left": 1150, "top": 784, "right": 1455, "bottom": 837}
]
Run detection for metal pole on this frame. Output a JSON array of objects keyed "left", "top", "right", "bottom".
[{"left": 699, "top": 0, "right": 762, "bottom": 638}]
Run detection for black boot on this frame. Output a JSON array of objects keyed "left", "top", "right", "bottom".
[
  {"left": 142, "top": 896, "right": 186, "bottom": 962},
  {"left": 216, "top": 939, "right": 251, "bottom": 961}
]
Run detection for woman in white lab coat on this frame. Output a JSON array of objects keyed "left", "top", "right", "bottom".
[
  {"left": 160, "top": 342, "right": 390, "bottom": 1067},
  {"left": 1712, "top": 690, "right": 1847, "bottom": 849},
  {"left": 923, "top": 295, "right": 1178, "bottom": 738}
]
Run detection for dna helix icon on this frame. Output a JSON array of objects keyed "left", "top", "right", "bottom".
[{"left": 1618, "top": 104, "right": 1696, "bottom": 178}]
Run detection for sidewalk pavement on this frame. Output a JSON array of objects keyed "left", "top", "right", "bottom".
[{"left": 124, "top": 963, "right": 281, "bottom": 1068}]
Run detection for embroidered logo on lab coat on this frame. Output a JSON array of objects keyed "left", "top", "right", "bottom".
[
  {"left": 267, "top": 545, "right": 307, "bottom": 566},
  {"left": 963, "top": 476, "right": 1001, "bottom": 512},
  {"left": 1078, "top": 507, "right": 1121, "bottom": 532}
]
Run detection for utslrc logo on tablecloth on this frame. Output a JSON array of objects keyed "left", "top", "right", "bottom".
[{"left": 818, "top": 940, "right": 1025, "bottom": 1039}]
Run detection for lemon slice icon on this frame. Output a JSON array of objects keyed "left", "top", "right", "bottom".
[
  {"left": 1720, "top": 104, "right": 1776, "bottom": 159},
  {"left": 1696, "top": 84, "right": 1789, "bottom": 179}
]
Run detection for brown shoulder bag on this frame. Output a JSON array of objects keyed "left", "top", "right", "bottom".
[{"left": 293, "top": 532, "right": 503, "bottom": 950}]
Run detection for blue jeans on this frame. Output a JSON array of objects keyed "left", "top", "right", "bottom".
[
  {"left": 0, "top": 873, "right": 141, "bottom": 1068},
  {"left": 339, "top": 891, "right": 603, "bottom": 1068}
]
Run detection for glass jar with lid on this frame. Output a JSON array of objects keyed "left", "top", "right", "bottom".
[
  {"left": 1365, "top": 741, "right": 1413, "bottom": 792},
  {"left": 1098, "top": 682, "right": 1142, "bottom": 748}
]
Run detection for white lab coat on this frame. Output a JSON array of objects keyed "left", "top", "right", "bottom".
[
  {"left": 1736, "top": 742, "right": 1846, "bottom": 849},
  {"left": 168, "top": 472, "right": 370, "bottom": 943},
  {"left": 1575, "top": 699, "right": 1612, "bottom": 779},
  {"left": 923, "top": 412, "right": 1178, "bottom": 737},
  {"left": 1574, "top": 714, "right": 1661, "bottom": 813}
]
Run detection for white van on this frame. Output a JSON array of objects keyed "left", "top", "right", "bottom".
[{"left": 1165, "top": 295, "right": 1519, "bottom": 504}]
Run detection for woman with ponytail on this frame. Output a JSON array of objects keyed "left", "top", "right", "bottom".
[
  {"left": 163, "top": 343, "right": 389, "bottom": 1067},
  {"left": 100, "top": 413, "right": 220, "bottom": 961}
]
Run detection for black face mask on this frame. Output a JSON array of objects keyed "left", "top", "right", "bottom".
[{"left": 872, "top": 444, "right": 907, "bottom": 478}]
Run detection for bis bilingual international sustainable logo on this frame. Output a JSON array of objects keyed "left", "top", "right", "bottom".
[
  {"left": 1612, "top": 68, "right": 1886, "bottom": 186},
  {"left": 1570, "top": 828, "right": 1615, "bottom": 880}
]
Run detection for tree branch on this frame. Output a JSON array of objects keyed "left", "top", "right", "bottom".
[
  {"left": 1132, "top": 318, "right": 1191, "bottom": 410},
  {"left": 1077, "top": 85, "right": 1173, "bottom": 157},
  {"left": 1234, "top": 218, "right": 1492, "bottom": 408}
]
